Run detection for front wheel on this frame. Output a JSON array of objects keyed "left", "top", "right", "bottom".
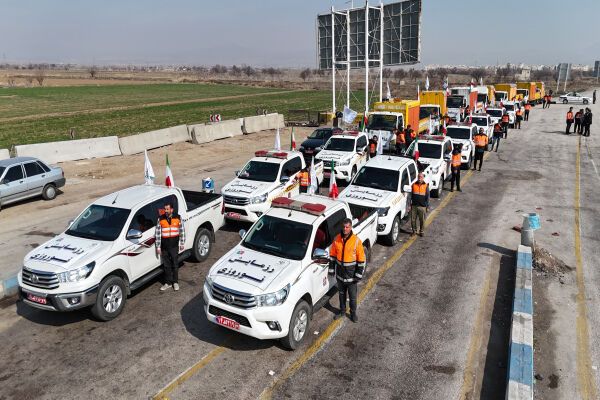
[
  {"left": 281, "top": 300, "right": 311, "bottom": 350},
  {"left": 192, "top": 228, "right": 212, "bottom": 262},
  {"left": 382, "top": 215, "right": 400, "bottom": 246},
  {"left": 563, "top": 99, "right": 568, "bottom": 104},
  {"left": 91, "top": 275, "right": 127, "bottom": 321},
  {"left": 583, "top": 99, "right": 589, "bottom": 105}
]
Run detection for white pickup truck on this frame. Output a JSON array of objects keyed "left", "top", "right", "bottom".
[
  {"left": 365, "top": 112, "right": 402, "bottom": 151},
  {"left": 469, "top": 113, "right": 494, "bottom": 142},
  {"left": 445, "top": 123, "right": 477, "bottom": 169},
  {"left": 203, "top": 194, "right": 378, "bottom": 349},
  {"left": 18, "top": 185, "right": 225, "bottom": 321},
  {"left": 222, "top": 150, "right": 323, "bottom": 223},
  {"left": 485, "top": 106, "right": 506, "bottom": 126},
  {"left": 338, "top": 156, "right": 419, "bottom": 246},
  {"left": 502, "top": 101, "right": 517, "bottom": 127},
  {"left": 316, "top": 131, "right": 369, "bottom": 183},
  {"left": 406, "top": 135, "right": 452, "bottom": 198}
]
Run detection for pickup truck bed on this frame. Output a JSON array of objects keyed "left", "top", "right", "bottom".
[{"left": 182, "top": 190, "right": 222, "bottom": 212}]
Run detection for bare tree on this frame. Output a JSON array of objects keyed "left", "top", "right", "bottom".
[
  {"left": 495, "top": 65, "right": 513, "bottom": 81},
  {"left": 262, "top": 67, "right": 281, "bottom": 79},
  {"left": 210, "top": 64, "right": 228, "bottom": 74},
  {"left": 242, "top": 65, "right": 255, "bottom": 77},
  {"left": 7, "top": 76, "right": 15, "bottom": 86},
  {"left": 408, "top": 68, "right": 422, "bottom": 80},
  {"left": 89, "top": 66, "right": 97, "bottom": 79},
  {"left": 299, "top": 68, "right": 312, "bottom": 81},
  {"left": 393, "top": 68, "right": 406, "bottom": 82},
  {"left": 25, "top": 75, "right": 34, "bottom": 85},
  {"left": 34, "top": 69, "right": 45, "bottom": 86},
  {"left": 382, "top": 68, "right": 392, "bottom": 79},
  {"left": 313, "top": 69, "right": 325, "bottom": 77},
  {"left": 230, "top": 65, "right": 241, "bottom": 76},
  {"left": 470, "top": 68, "right": 486, "bottom": 84}
]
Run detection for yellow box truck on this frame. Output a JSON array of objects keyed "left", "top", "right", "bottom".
[{"left": 493, "top": 84, "right": 517, "bottom": 103}]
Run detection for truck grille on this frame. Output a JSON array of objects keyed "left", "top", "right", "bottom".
[
  {"left": 224, "top": 195, "right": 249, "bottom": 206},
  {"left": 211, "top": 282, "right": 257, "bottom": 309},
  {"left": 21, "top": 267, "right": 59, "bottom": 289},
  {"left": 209, "top": 305, "right": 251, "bottom": 327}
]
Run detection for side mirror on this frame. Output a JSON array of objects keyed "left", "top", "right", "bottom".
[
  {"left": 443, "top": 155, "right": 451, "bottom": 160},
  {"left": 280, "top": 175, "right": 290, "bottom": 184},
  {"left": 234, "top": 170, "right": 240, "bottom": 177},
  {"left": 403, "top": 185, "right": 412, "bottom": 193},
  {"left": 67, "top": 219, "right": 74, "bottom": 228},
  {"left": 126, "top": 229, "right": 143, "bottom": 240},
  {"left": 312, "top": 248, "right": 329, "bottom": 264},
  {"left": 238, "top": 229, "right": 247, "bottom": 240}
]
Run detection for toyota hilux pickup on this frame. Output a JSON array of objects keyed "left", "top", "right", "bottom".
[
  {"left": 444, "top": 123, "right": 477, "bottom": 169},
  {"left": 469, "top": 113, "right": 494, "bottom": 142},
  {"left": 502, "top": 101, "right": 517, "bottom": 127},
  {"left": 316, "top": 131, "right": 369, "bottom": 183},
  {"left": 222, "top": 150, "right": 324, "bottom": 223},
  {"left": 338, "top": 156, "right": 419, "bottom": 246},
  {"left": 406, "top": 135, "right": 453, "bottom": 198},
  {"left": 19, "top": 185, "right": 224, "bottom": 321},
  {"left": 203, "top": 194, "right": 378, "bottom": 349},
  {"left": 485, "top": 106, "right": 506, "bottom": 126}
]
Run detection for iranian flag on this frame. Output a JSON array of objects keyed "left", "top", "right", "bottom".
[
  {"left": 411, "top": 137, "right": 419, "bottom": 160},
  {"left": 329, "top": 161, "right": 339, "bottom": 199},
  {"left": 417, "top": 81, "right": 420, "bottom": 99},
  {"left": 165, "top": 154, "right": 174, "bottom": 187},
  {"left": 469, "top": 79, "right": 475, "bottom": 93},
  {"left": 290, "top": 127, "right": 296, "bottom": 150}
]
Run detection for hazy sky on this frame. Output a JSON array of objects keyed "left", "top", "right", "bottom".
[{"left": 1, "top": 0, "right": 599, "bottom": 67}]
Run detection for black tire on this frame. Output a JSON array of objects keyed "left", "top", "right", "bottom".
[
  {"left": 462, "top": 156, "right": 472, "bottom": 170},
  {"left": 91, "top": 275, "right": 127, "bottom": 321},
  {"left": 281, "top": 300, "right": 311, "bottom": 350},
  {"left": 382, "top": 215, "right": 400, "bottom": 246},
  {"left": 192, "top": 227, "right": 212, "bottom": 262},
  {"left": 42, "top": 183, "right": 57, "bottom": 200},
  {"left": 583, "top": 99, "right": 589, "bottom": 105},
  {"left": 563, "top": 99, "right": 568, "bottom": 104}
]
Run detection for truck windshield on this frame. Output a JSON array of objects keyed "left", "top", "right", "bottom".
[
  {"left": 494, "top": 93, "right": 506, "bottom": 101},
  {"left": 447, "top": 97, "right": 463, "bottom": 108},
  {"left": 66, "top": 205, "right": 130, "bottom": 241},
  {"left": 309, "top": 129, "right": 331, "bottom": 139},
  {"left": 471, "top": 117, "right": 488, "bottom": 126},
  {"left": 487, "top": 109, "right": 503, "bottom": 118},
  {"left": 353, "top": 167, "right": 399, "bottom": 191},
  {"left": 366, "top": 114, "right": 396, "bottom": 131},
  {"left": 417, "top": 143, "right": 442, "bottom": 159},
  {"left": 419, "top": 106, "right": 439, "bottom": 119},
  {"left": 477, "top": 94, "right": 488, "bottom": 103},
  {"left": 324, "top": 138, "right": 355, "bottom": 152},
  {"left": 504, "top": 104, "right": 515, "bottom": 111},
  {"left": 517, "top": 89, "right": 528, "bottom": 95},
  {"left": 239, "top": 161, "right": 280, "bottom": 182},
  {"left": 446, "top": 127, "right": 471, "bottom": 140},
  {"left": 242, "top": 215, "right": 312, "bottom": 260}
]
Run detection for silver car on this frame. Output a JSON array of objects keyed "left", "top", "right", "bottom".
[
  {"left": 560, "top": 92, "right": 592, "bottom": 104},
  {"left": 0, "top": 157, "right": 66, "bottom": 209}
]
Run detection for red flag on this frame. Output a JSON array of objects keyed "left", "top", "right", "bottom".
[
  {"left": 329, "top": 161, "right": 339, "bottom": 199},
  {"left": 165, "top": 154, "right": 174, "bottom": 187},
  {"left": 69, "top": 128, "right": 75, "bottom": 140}
]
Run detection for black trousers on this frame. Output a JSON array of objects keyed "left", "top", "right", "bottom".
[
  {"left": 162, "top": 246, "right": 179, "bottom": 284},
  {"left": 300, "top": 185, "right": 308, "bottom": 193},
  {"left": 473, "top": 151, "right": 484, "bottom": 170},
  {"left": 566, "top": 120, "right": 573, "bottom": 134},
  {"left": 337, "top": 279, "right": 358, "bottom": 315},
  {"left": 584, "top": 124, "right": 591, "bottom": 136},
  {"left": 524, "top": 110, "right": 530, "bottom": 121},
  {"left": 516, "top": 116, "right": 522, "bottom": 129},
  {"left": 450, "top": 167, "right": 461, "bottom": 190},
  {"left": 575, "top": 121, "right": 582, "bottom": 134},
  {"left": 502, "top": 122, "right": 508, "bottom": 138}
]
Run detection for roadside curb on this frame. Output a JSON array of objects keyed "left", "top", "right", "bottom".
[
  {"left": 506, "top": 244, "right": 534, "bottom": 400},
  {"left": 0, "top": 274, "right": 19, "bottom": 300}
]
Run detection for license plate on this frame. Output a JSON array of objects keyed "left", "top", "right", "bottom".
[
  {"left": 225, "top": 212, "right": 242, "bottom": 219},
  {"left": 27, "top": 293, "right": 47, "bottom": 305},
  {"left": 305, "top": 150, "right": 313, "bottom": 154},
  {"left": 324, "top": 172, "right": 331, "bottom": 177},
  {"left": 216, "top": 316, "right": 239, "bottom": 330}
]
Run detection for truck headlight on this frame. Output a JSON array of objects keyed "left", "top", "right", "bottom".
[
  {"left": 315, "top": 146, "right": 322, "bottom": 151},
  {"left": 432, "top": 166, "right": 440, "bottom": 174},
  {"left": 250, "top": 193, "right": 268, "bottom": 204},
  {"left": 377, "top": 207, "right": 390, "bottom": 217},
  {"left": 338, "top": 159, "right": 351, "bottom": 166},
  {"left": 57, "top": 261, "right": 95, "bottom": 283},
  {"left": 257, "top": 284, "right": 290, "bottom": 307}
]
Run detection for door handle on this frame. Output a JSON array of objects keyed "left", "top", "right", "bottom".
[{"left": 41, "top": 175, "right": 45, "bottom": 178}]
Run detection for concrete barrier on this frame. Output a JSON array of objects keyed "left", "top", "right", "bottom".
[
  {"left": 15, "top": 137, "right": 121, "bottom": 164},
  {"left": 506, "top": 245, "right": 533, "bottom": 400},
  {"left": 0, "top": 149, "right": 9, "bottom": 160},
  {"left": 119, "top": 125, "right": 190, "bottom": 156},
  {"left": 243, "top": 113, "right": 284, "bottom": 134},
  {"left": 190, "top": 119, "right": 243, "bottom": 144}
]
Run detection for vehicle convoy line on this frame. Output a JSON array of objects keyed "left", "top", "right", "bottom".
[
  {"left": 258, "top": 154, "right": 489, "bottom": 400},
  {"left": 575, "top": 135, "right": 599, "bottom": 400}
]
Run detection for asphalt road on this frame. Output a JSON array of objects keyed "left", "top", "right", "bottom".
[{"left": 1, "top": 96, "right": 599, "bottom": 400}]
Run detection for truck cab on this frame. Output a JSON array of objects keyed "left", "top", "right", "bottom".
[
  {"left": 203, "top": 194, "right": 378, "bottom": 349},
  {"left": 494, "top": 91, "right": 508, "bottom": 105},
  {"left": 19, "top": 185, "right": 224, "bottom": 321},
  {"left": 339, "top": 156, "right": 419, "bottom": 246},
  {"left": 469, "top": 113, "right": 494, "bottom": 142},
  {"left": 447, "top": 95, "right": 466, "bottom": 121},
  {"left": 316, "top": 131, "right": 369, "bottom": 183},
  {"left": 406, "top": 135, "right": 453, "bottom": 198},
  {"left": 502, "top": 101, "right": 517, "bottom": 126},
  {"left": 444, "top": 123, "right": 478, "bottom": 169},
  {"left": 516, "top": 88, "right": 529, "bottom": 103},
  {"left": 222, "top": 150, "right": 323, "bottom": 223},
  {"left": 365, "top": 112, "right": 402, "bottom": 151},
  {"left": 486, "top": 106, "right": 507, "bottom": 125}
]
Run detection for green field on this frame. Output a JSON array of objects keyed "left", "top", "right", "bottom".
[{"left": 0, "top": 84, "right": 371, "bottom": 149}]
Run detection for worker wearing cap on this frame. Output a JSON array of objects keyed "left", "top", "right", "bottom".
[
  {"left": 473, "top": 128, "right": 488, "bottom": 171},
  {"left": 329, "top": 218, "right": 365, "bottom": 323}
]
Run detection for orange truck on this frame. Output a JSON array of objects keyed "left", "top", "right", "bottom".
[
  {"left": 493, "top": 83, "right": 517, "bottom": 103},
  {"left": 516, "top": 82, "right": 538, "bottom": 103},
  {"left": 366, "top": 99, "right": 429, "bottom": 149}
]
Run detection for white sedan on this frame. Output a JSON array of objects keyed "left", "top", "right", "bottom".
[{"left": 560, "top": 92, "right": 592, "bottom": 104}]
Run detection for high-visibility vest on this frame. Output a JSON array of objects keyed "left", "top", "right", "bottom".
[
  {"left": 299, "top": 171, "right": 309, "bottom": 187},
  {"left": 502, "top": 114, "right": 509, "bottom": 122},
  {"left": 329, "top": 233, "right": 365, "bottom": 265},
  {"left": 370, "top": 143, "right": 376, "bottom": 154},
  {"left": 451, "top": 153, "right": 461, "bottom": 167},
  {"left": 160, "top": 216, "right": 181, "bottom": 238},
  {"left": 525, "top": 104, "right": 531, "bottom": 110},
  {"left": 516, "top": 109, "right": 523, "bottom": 116},
  {"left": 567, "top": 112, "right": 574, "bottom": 120},
  {"left": 494, "top": 124, "right": 502, "bottom": 133},
  {"left": 412, "top": 182, "right": 428, "bottom": 195},
  {"left": 398, "top": 131, "right": 406, "bottom": 143},
  {"left": 474, "top": 134, "right": 488, "bottom": 147}
]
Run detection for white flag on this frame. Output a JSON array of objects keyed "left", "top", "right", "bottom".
[
  {"left": 144, "top": 150, "right": 155, "bottom": 184},
  {"left": 386, "top": 81, "right": 392, "bottom": 99},
  {"left": 376, "top": 135, "right": 384, "bottom": 155},
  {"left": 425, "top": 76, "right": 430, "bottom": 91},
  {"left": 479, "top": 77, "right": 483, "bottom": 86},
  {"left": 443, "top": 78, "right": 448, "bottom": 90},
  {"left": 274, "top": 127, "right": 281, "bottom": 150},
  {"left": 342, "top": 105, "right": 357, "bottom": 124},
  {"left": 309, "top": 157, "right": 318, "bottom": 195}
]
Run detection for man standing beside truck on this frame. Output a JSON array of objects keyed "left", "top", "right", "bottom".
[
  {"left": 329, "top": 218, "right": 365, "bottom": 323},
  {"left": 408, "top": 173, "right": 430, "bottom": 237},
  {"left": 473, "top": 128, "right": 488, "bottom": 171},
  {"left": 524, "top": 103, "right": 531, "bottom": 121},
  {"left": 450, "top": 144, "right": 462, "bottom": 192},
  {"left": 492, "top": 123, "right": 503, "bottom": 152},
  {"left": 156, "top": 202, "right": 185, "bottom": 292}
]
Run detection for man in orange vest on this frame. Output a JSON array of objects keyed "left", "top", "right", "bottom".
[
  {"left": 329, "top": 218, "right": 365, "bottom": 323},
  {"left": 369, "top": 135, "right": 378, "bottom": 158},
  {"left": 492, "top": 122, "right": 503, "bottom": 152},
  {"left": 501, "top": 112, "right": 510, "bottom": 138},
  {"left": 155, "top": 201, "right": 186, "bottom": 291},
  {"left": 473, "top": 128, "right": 489, "bottom": 171},
  {"left": 543, "top": 95, "right": 548, "bottom": 109},
  {"left": 408, "top": 172, "right": 430, "bottom": 237},
  {"left": 450, "top": 144, "right": 462, "bottom": 192},
  {"left": 515, "top": 106, "right": 523, "bottom": 129},
  {"left": 395, "top": 128, "right": 407, "bottom": 154},
  {"left": 566, "top": 107, "right": 574, "bottom": 135},
  {"left": 296, "top": 166, "right": 310, "bottom": 193},
  {"left": 524, "top": 102, "right": 531, "bottom": 121},
  {"left": 547, "top": 93, "right": 552, "bottom": 108},
  {"left": 405, "top": 124, "right": 415, "bottom": 149}
]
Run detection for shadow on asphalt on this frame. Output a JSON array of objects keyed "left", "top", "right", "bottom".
[
  {"left": 15, "top": 299, "right": 92, "bottom": 326},
  {"left": 0, "top": 188, "right": 65, "bottom": 211},
  {"left": 477, "top": 242, "right": 516, "bottom": 399}
]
